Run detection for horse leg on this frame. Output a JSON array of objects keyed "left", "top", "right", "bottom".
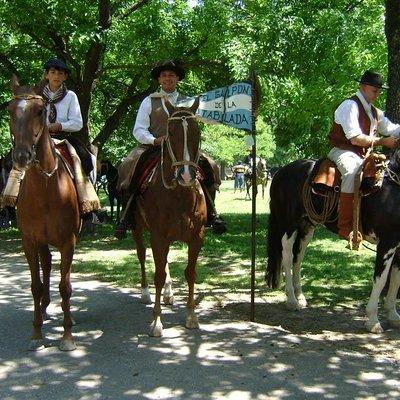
[
  {"left": 39, "top": 245, "right": 52, "bottom": 320},
  {"left": 163, "top": 261, "right": 174, "bottom": 305},
  {"left": 132, "top": 228, "right": 151, "bottom": 304},
  {"left": 365, "top": 243, "right": 397, "bottom": 333},
  {"left": 149, "top": 240, "right": 169, "bottom": 337},
  {"left": 292, "top": 228, "right": 315, "bottom": 308},
  {"left": 23, "top": 238, "right": 45, "bottom": 350},
  {"left": 385, "top": 264, "right": 400, "bottom": 327},
  {"left": 281, "top": 231, "right": 300, "bottom": 310},
  {"left": 185, "top": 239, "right": 203, "bottom": 329},
  {"left": 58, "top": 242, "right": 76, "bottom": 351}
]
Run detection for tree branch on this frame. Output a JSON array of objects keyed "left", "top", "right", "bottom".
[{"left": 114, "top": 0, "right": 150, "bottom": 21}]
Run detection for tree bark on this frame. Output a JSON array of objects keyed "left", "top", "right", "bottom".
[{"left": 385, "top": 0, "right": 400, "bottom": 122}]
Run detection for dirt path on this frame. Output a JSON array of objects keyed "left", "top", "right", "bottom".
[{"left": 1, "top": 246, "right": 400, "bottom": 400}]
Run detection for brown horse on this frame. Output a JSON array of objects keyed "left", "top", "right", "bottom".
[
  {"left": 7, "top": 77, "right": 80, "bottom": 351},
  {"left": 130, "top": 98, "right": 207, "bottom": 337}
]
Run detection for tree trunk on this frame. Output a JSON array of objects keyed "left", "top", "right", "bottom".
[{"left": 385, "top": 0, "right": 400, "bottom": 122}]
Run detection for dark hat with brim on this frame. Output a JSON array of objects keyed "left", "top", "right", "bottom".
[
  {"left": 358, "top": 70, "right": 388, "bottom": 89},
  {"left": 44, "top": 58, "right": 70, "bottom": 73},
  {"left": 151, "top": 60, "right": 185, "bottom": 81}
]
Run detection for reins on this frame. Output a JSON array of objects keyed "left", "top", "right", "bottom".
[{"left": 161, "top": 109, "right": 200, "bottom": 189}]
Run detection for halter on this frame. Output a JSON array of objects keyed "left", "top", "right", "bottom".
[
  {"left": 161, "top": 109, "right": 200, "bottom": 189},
  {"left": 11, "top": 94, "right": 58, "bottom": 178}
]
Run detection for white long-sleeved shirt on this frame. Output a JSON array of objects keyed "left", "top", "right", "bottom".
[
  {"left": 334, "top": 90, "right": 400, "bottom": 139},
  {"left": 45, "top": 90, "right": 83, "bottom": 132},
  {"left": 133, "top": 89, "right": 180, "bottom": 144}
]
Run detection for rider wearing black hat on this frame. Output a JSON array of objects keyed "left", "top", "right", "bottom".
[
  {"left": 328, "top": 69, "right": 400, "bottom": 244},
  {"left": 114, "top": 59, "right": 227, "bottom": 239}
]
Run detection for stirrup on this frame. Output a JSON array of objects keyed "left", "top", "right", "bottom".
[
  {"left": 212, "top": 216, "right": 227, "bottom": 235},
  {"left": 114, "top": 220, "right": 128, "bottom": 240},
  {"left": 347, "top": 230, "right": 363, "bottom": 251}
]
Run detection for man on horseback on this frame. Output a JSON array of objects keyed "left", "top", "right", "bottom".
[
  {"left": 115, "top": 60, "right": 227, "bottom": 239},
  {"left": 1, "top": 59, "right": 100, "bottom": 216},
  {"left": 328, "top": 70, "right": 400, "bottom": 242}
]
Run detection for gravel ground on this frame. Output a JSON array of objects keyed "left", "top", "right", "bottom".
[{"left": 1, "top": 246, "right": 400, "bottom": 400}]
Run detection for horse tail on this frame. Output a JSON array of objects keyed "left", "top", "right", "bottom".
[{"left": 265, "top": 190, "right": 283, "bottom": 288}]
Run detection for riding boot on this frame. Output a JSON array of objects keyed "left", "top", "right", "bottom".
[
  {"left": 203, "top": 185, "right": 227, "bottom": 235},
  {"left": 114, "top": 193, "right": 136, "bottom": 240},
  {"left": 338, "top": 192, "right": 354, "bottom": 239}
]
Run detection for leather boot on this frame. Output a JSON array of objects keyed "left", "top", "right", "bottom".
[
  {"left": 114, "top": 193, "right": 136, "bottom": 240},
  {"left": 338, "top": 192, "right": 356, "bottom": 240}
]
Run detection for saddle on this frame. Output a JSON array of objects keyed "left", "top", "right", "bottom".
[
  {"left": 303, "top": 153, "right": 387, "bottom": 234},
  {"left": 311, "top": 153, "right": 386, "bottom": 197}
]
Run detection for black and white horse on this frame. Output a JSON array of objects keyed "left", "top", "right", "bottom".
[{"left": 266, "top": 153, "right": 400, "bottom": 333}]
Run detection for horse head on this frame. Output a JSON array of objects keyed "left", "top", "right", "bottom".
[
  {"left": 164, "top": 97, "right": 200, "bottom": 187},
  {"left": 7, "top": 75, "right": 46, "bottom": 171}
]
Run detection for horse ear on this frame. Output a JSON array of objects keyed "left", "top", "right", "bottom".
[
  {"left": 11, "top": 74, "right": 19, "bottom": 94},
  {"left": 34, "top": 78, "right": 47, "bottom": 95},
  {"left": 189, "top": 96, "right": 200, "bottom": 114}
]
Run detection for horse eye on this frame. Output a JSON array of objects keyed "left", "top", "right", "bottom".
[{"left": 37, "top": 108, "right": 44, "bottom": 116}]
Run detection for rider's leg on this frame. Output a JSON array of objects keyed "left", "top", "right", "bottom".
[
  {"left": 114, "top": 191, "right": 136, "bottom": 240},
  {"left": 328, "top": 149, "right": 363, "bottom": 241}
]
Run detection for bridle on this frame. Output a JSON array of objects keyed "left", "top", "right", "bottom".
[
  {"left": 161, "top": 109, "right": 200, "bottom": 189},
  {"left": 11, "top": 94, "right": 58, "bottom": 178}
]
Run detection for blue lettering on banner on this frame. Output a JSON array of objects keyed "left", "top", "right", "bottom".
[{"left": 194, "top": 81, "right": 253, "bottom": 131}]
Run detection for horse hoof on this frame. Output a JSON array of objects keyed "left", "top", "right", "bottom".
[
  {"left": 296, "top": 295, "right": 307, "bottom": 309},
  {"left": 59, "top": 339, "right": 77, "bottom": 351},
  {"left": 286, "top": 301, "right": 300, "bottom": 311},
  {"left": 149, "top": 318, "right": 163, "bottom": 337},
  {"left": 163, "top": 295, "right": 174, "bottom": 305},
  {"left": 365, "top": 321, "right": 384, "bottom": 333},
  {"left": 186, "top": 315, "right": 199, "bottom": 329},
  {"left": 29, "top": 339, "right": 45, "bottom": 351},
  {"left": 141, "top": 288, "right": 152, "bottom": 304}
]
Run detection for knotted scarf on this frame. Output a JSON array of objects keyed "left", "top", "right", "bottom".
[{"left": 42, "top": 84, "right": 68, "bottom": 123}]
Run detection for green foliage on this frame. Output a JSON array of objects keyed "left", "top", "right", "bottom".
[{"left": 0, "top": 0, "right": 393, "bottom": 168}]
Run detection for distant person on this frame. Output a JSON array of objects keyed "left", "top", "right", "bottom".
[{"left": 232, "top": 162, "right": 246, "bottom": 192}]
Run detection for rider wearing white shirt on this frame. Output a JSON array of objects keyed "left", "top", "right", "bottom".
[{"left": 328, "top": 70, "right": 400, "bottom": 242}]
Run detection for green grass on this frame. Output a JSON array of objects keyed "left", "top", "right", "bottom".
[{"left": 0, "top": 180, "right": 377, "bottom": 307}]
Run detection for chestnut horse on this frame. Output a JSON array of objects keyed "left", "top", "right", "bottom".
[
  {"left": 8, "top": 78, "right": 80, "bottom": 350},
  {"left": 130, "top": 98, "right": 207, "bottom": 337}
]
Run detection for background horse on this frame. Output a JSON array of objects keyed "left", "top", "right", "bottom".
[
  {"left": 129, "top": 98, "right": 206, "bottom": 337},
  {"left": 8, "top": 77, "right": 80, "bottom": 350},
  {"left": 0, "top": 150, "right": 16, "bottom": 228},
  {"left": 97, "top": 159, "right": 121, "bottom": 221},
  {"left": 266, "top": 154, "right": 400, "bottom": 333},
  {"left": 244, "top": 157, "right": 269, "bottom": 200}
]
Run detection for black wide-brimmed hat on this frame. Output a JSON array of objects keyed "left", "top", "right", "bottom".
[
  {"left": 44, "top": 58, "right": 70, "bottom": 73},
  {"left": 151, "top": 60, "right": 185, "bottom": 81},
  {"left": 358, "top": 70, "right": 388, "bottom": 89}
]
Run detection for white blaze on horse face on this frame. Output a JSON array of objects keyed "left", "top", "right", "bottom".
[
  {"left": 16, "top": 99, "right": 28, "bottom": 117},
  {"left": 181, "top": 118, "right": 192, "bottom": 184}
]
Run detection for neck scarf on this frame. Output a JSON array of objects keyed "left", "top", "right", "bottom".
[{"left": 42, "top": 83, "right": 68, "bottom": 123}]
